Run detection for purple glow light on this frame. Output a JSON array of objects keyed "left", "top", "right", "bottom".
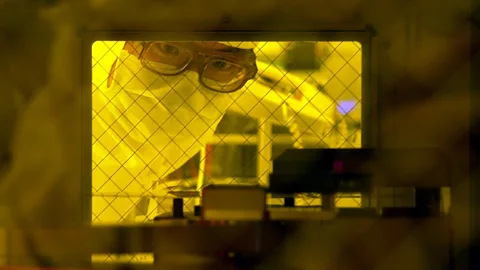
[
  {"left": 337, "top": 101, "right": 357, "bottom": 115},
  {"left": 333, "top": 160, "right": 344, "bottom": 173}
]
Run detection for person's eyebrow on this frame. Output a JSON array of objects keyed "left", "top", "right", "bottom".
[{"left": 218, "top": 47, "right": 242, "bottom": 53}]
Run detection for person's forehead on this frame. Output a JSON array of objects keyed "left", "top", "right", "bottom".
[{"left": 194, "top": 42, "right": 235, "bottom": 51}]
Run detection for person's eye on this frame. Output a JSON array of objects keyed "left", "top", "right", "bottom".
[
  {"left": 158, "top": 44, "right": 180, "bottom": 56},
  {"left": 211, "top": 60, "right": 232, "bottom": 70}
]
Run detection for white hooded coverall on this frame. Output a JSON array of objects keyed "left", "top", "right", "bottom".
[{"left": 92, "top": 41, "right": 257, "bottom": 223}]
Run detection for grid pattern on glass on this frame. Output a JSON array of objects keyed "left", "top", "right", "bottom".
[{"left": 91, "top": 40, "right": 363, "bottom": 228}]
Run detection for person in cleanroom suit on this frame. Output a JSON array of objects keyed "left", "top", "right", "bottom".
[{"left": 92, "top": 41, "right": 258, "bottom": 222}]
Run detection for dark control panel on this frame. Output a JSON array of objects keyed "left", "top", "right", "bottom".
[
  {"left": 269, "top": 173, "right": 371, "bottom": 194},
  {"left": 268, "top": 148, "right": 449, "bottom": 218},
  {"left": 269, "top": 148, "right": 450, "bottom": 194}
]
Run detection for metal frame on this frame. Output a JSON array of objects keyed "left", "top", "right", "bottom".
[
  {"left": 82, "top": 30, "right": 377, "bottom": 224},
  {"left": 469, "top": 12, "right": 480, "bottom": 268},
  {"left": 361, "top": 29, "right": 379, "bottom": 207}
]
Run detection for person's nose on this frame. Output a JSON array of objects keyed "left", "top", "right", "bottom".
[{"left": 183, "top": 55, "right": 205, "bottom": 74}]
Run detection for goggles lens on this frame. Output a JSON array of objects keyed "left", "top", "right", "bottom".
[
  {"left": 201, "top": 58, "right": 248, "bottom": 92},
  {"left": 142, "top": 43, "right": 192, "bottom": 75},
  {"left": 141, "top": 42, "right": 255, "bottom": 93}
]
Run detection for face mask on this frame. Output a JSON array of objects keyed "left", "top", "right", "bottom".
[{"left": 95, "top": 49, "right": 241, "bottom": 186}]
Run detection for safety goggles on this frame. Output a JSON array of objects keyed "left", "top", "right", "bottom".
[{"left": 124, "top": 41, "right": 258, "bottom": 93}]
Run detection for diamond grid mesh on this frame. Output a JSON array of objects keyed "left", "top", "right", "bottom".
[
  {"left": 91, "top": 40, "right": 363, "bottom": 227},
  {"left": 90, "top": 40, "right": 364, "bottom": 264}
]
